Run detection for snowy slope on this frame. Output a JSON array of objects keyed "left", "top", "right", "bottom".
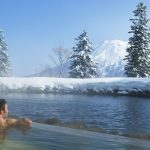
[
  {"left": 0, "top": 77, "right": 150, "bottom": 96},
  {"left": 33, "top": 40, "right": 128, "bottom": 77},
  {"left": 94, "top": 40, "right": 128, "bottom": 77}
]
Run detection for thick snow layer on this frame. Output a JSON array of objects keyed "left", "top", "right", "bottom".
[{"left": 0, "top": 77, "right": 150, "bottom": 96}]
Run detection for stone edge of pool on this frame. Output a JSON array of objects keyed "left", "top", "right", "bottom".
[{"left": 32, "top": 122, "right": 150, "bottom": 148}]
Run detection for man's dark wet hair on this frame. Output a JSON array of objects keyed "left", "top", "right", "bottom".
[{"left": 0, "top": 99, "right": 7, "bottom": 111}]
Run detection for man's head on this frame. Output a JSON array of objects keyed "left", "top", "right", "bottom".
[{"left": 0, "top": 99, "right": 8, "bottom": 119}]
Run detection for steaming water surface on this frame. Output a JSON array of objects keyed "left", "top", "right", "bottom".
[{"left": 3, "top": 94, "right": 150, "bottom": 135}]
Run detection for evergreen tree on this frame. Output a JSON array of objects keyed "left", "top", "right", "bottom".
[
  {"left": 124, "top": 2, "right": 150, "bottom": 77},
  {"left": 0, "top": 30, "right": 11, "bottom": 76},
  {"left": 69, "top": 30, "right": 97, "bottom": 78}
]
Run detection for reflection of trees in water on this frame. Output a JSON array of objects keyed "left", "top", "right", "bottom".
[
  {"left": 66, "top": 97, "right": 89, "bottom": 123},
  {"left": 119, "top": 96, "right": 150, "bottom": 139}
]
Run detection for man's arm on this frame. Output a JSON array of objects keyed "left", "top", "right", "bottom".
[{"left": 6, "top": 118, "right": 32, "bottom": 127}]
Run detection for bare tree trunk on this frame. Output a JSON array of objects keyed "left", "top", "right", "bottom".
[{"left": 49, "top": 46, "right": 71, "bottom": 77}]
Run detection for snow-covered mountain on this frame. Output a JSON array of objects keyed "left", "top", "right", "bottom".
[
  {"left": 94, "top": 40, "right": 128, "bottom": 77},
  {"left": 33, "top": 40, "right": 128, "bottom": 77}
]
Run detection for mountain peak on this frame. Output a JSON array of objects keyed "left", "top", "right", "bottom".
[
  {"left": 93, "top": 40, "right": 128, "bottom": 61},
  {"left": 93, "top": 40, "right": 128, "bottom": 77}
]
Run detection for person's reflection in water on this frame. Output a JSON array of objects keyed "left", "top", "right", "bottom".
[
  {"left": 0, "top": 98, "right": 32, "bottom": 143},
  {"left": 0, "top": 129, "right": 6, "bottom": 143}
]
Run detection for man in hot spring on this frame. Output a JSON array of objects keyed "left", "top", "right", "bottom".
[{"left": 0, "top": 98, "right": 32, "bottom": 128}]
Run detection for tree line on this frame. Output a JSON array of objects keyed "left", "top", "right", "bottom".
[{"left": 0, "top": 2, "right": 150, "bottom": 78}]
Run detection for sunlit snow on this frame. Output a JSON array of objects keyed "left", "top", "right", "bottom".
[{"left": 0, "top": 77, "right": 149, "bottom": 96}]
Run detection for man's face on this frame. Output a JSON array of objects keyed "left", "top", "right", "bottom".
[{"left": 3, "top": 104, "right": 8, "bottom": 119}]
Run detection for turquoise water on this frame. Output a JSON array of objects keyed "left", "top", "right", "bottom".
[{"left": 0, "top": 123, "right": 150, "bottom": 150}]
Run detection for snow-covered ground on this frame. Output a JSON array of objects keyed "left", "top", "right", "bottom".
[{"left": 0, "top": 77, "right": 150, "bottom": 96}]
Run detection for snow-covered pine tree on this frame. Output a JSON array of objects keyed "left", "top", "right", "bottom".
[
  {"left": 69, "top": 30, "right": 97, "bottom": 78},
  {"left": 0, "top": 30, "right": 11, "bottom": 76},
  {"left": 124, "top": 2, "right": 150, "bottom": 77}
]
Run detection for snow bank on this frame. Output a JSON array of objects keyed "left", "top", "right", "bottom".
[{"left": 0, "top": 77, "right": 150, "bottom": 96}]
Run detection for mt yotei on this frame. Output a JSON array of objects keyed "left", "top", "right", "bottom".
[
  {"left": 94, "top": 40, "right": 128, "bottom": 77},
  {"left": 34, "top": 40, "right": 128, "bottom": 77}
]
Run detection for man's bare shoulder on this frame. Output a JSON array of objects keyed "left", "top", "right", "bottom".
[
  {"left": 6, "top": 118, "right": 18, "bottom": 125},
  {"left": 6, "top": 118, "right": 32, "bottom": 127}
]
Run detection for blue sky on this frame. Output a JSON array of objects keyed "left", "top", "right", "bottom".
[{"left": 0, "top": 0, "right": 150, "bottom": 76}]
